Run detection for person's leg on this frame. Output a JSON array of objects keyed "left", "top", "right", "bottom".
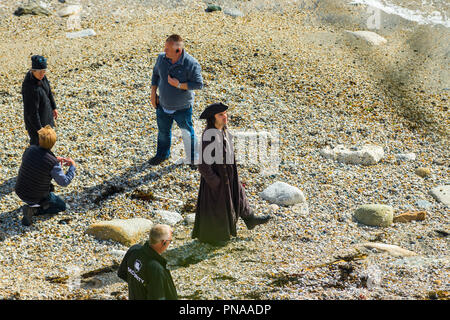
[
  {"left": 173, "top": 106, "right": 198, "bottom": 163},
  {"left": 155, "top": 106, "right": 174, "bottom": 160},
  {"left": 28, "top": 130, "right": 39, "bottom": 146},
  {"left": 37, "top": 192, "right": 66, "bottom": 215}
]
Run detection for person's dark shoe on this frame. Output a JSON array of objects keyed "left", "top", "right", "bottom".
[
  {"left": 22, "top": 206, "right": 38, "bottom": 226},
  {"left": 244, "top": 214, "right": 272, "bottom": 230},
  {"left": 148, "top": 156, "right": 167, "bottom": 166}
]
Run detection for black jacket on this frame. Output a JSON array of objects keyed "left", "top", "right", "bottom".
[
  {"left": 22, "top": 71, "right": 56, "bottom": 135},
  {"left": 118, "top": 241, "right": 178, "bottom": 300},
  {"left": 15, "top": 145, "right": 58, "bottom": 204}
]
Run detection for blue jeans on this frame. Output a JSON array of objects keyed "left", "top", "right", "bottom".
[
  {"left": 155, "top": 105, "right": 198, "bottom": 162},
  {"left": 36, "top": 192, "right": 66, "bottom": 215}
]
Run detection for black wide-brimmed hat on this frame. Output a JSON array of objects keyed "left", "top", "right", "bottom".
[
  {"left": 199, "top": 103, "right": 229, "bottom": 119},
  {"left": 31, "top": 55, "right": 47, "bottom": 70}
]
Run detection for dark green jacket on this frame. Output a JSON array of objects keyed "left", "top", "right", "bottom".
[{"left": 118, "top": 241, "right": 178, "bottom": 300}]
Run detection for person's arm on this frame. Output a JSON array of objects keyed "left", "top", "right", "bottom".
[
  {"left": 147, "top": 267, "right": 168, "bottom": 300},
  {"left": 186, "top": 62, "right": 203, "bottom": 90},
  {"left": 23, "top": 88, "right": 43, "bottom": 132},
  {"left": 198, "top": 137, "right": 221, "bottom": 189},
  {"left": 50, "top": 162, "right": 76, "bottom": 187},
  {"left": 117, "top": 251, "right": 130, "bottom": 282},
  {"left": 151, "top": 56, "right": 160, "bottom": 108},
  {"left": 46, "top": 79, "right": 57, "bottom": 110}
]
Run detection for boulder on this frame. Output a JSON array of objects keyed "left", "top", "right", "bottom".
[
  {"left": 155, "top": 210, "right": 183, "bottom": 226},
  {"left": 320, "top": 144, "right": 384, "bottom": 165},
  {"left": 353, "top": 204, "right": 394, "bottom": 227},
  {"left": 260, "top": 181, "right": 306, "bottom": 206},
  {"left": 430, "top": 185, "right": 450, "bottom": 206},
  {"left": 393, "top": 211, "right": 426, "bottom": 223},
  {"left": 85, "top": 218, "right": 153, "bottom": 246},
  {"left": 57, "top": 4, "right": 82, "bottom": 17},
  {"left": 345, "top": 30, "right": 387, "bottom": 46},
  {"left": 360, "top": 242, "right": 417, "bottom": 257}
]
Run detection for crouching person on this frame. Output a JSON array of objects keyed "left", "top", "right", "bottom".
[
  {"left": 118, "top": 224, "right": 178, "bottom": 300},
  {"left": 15, "top": 125, "right": 76, "bottom": 226}
]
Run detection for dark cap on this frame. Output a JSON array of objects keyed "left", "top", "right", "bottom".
[
  {"left": 31, "top": 55, "right": 47, "bottom": 70},
  {"left": 199, "top": 103, "right": 229, "bottom": 119}
]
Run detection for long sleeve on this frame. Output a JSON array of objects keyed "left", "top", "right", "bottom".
[
  {"left": 23, "top": 87, "right": 43, "bottom": 132},
  {"left": 187, "top": 62, "right": 203, "bottom": 90},
  {"left": 50, "top": 163, "right": 76, "bottom": 187},
  {"left": 198, "top": 137, "right": 221, "bottom": 189},
  {"left": 151, "top": 56, "right": 160, "bottom": 86},
  {"left": 47, "top": 81, "right": 57, "bottom": 110}
]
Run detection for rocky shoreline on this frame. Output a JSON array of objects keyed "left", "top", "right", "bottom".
[{"left": 0, "top": 0, "right": 448, "bottom": 300}]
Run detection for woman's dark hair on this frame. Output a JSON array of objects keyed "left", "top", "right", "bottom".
[{"left": 206, "top": 116, "right": 216, "bottom": 129}]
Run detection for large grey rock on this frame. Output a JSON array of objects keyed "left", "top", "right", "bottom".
[
  {"left": 353, "top": 204, "right": 394, "bottom": 227},
  {"left": 345, "top": 30, "right": 387, "bottom": 46},
  {"left": 260, "top": 181, "right": 306, "bottom": 206},
  {"left": 320, "top": 144, "right": 384, "bottom": 165},
  {"left": 85, "top": 218, "right": 153, "bottom": 246},
  {"left": 155, "top": 210, "right": 183, "bottom": 226},
  {"left": 430, "top": 185, "right": 450, "bottom": 206}
]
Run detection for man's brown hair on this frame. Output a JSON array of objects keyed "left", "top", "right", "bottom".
[
  {"left": 166, "top": 34, "right": 183, "bottom": 43},
  {"left": 38, "top": 125, "right": 56, "bottom": 150}
]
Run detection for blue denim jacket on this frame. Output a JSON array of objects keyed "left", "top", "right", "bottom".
[{"left": 151, "top": 50, "right": 203, "bottom": 110}]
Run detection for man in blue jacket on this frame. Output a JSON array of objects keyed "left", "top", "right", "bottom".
[{"left": 149, "top": 34, "right": 203, "bottom": 166}]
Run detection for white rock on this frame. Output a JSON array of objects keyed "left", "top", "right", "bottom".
[
  {"left": 184, "top": 213, "right": 196, "bottom": 225},
  {"left": 260, "top": 181, "right": 306, "bottom": 206},
  {"left": 430, "top": 185, "right": 450, "bottom": 206},
  {"left": 268, "top": 204, "right": 280, "bottom": 213},
  {"left": 58, "top": 4, "right": 82, "bottom": 17},
  {"left": 66, "top": 29, "right": 96, "bottom": 39},
  {"left": 224, "top": 8, "right": 244, "bottom": 18},
  {"left": 345, "top": 30, "right": 387, "bottom": 46},
  {"left": 155, "top": 210, "right": 183, "bottom": 226},
  {"left": 320, "top": 144, "right": 384, "bottom": 165},
  {"left": 395, "top": 153, "right": 416, "bottom": 161},
  {"left": 360, "top": 242, "right": 417, "bottom": 257},
  {"left": 109, "top": 249, "right": 127, "bottom": 259}
]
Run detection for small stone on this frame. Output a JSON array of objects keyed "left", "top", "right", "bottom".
[
  {"left": 416, "top": 200, "right": 433, "bottom": 209},
  {"left": 395, "top": 153, "right": 416, "bottom": 161},
  {"left": 14, "top": 4, "right": 51, "bottom": 16},
  {"left": 224, "top": 8, "right": 244, "bottom": 18},
  {"left": 360, "top": 242, "right": 417, "bottom": 257},
  {"left": 415, "top": 167, "right": 431, "bottom": 178},
  {"left": 260, "top": 181, "right": 306, "bottom": 206},
  {"left": 57, "top": 5, "right": 82, "bottom": 17},
  {"left": 268, "top": 204, "right": 280, "bottom": 213},
  {"left": 353, "top": 204, "right": 394, "bottom": 227},
  {"left": 85, "top": 218, "right": 153, "bottom": 246},
  {"left": 155, "top": 210, "right": 183, "bottom": 226},
  {"left": 393, "top": 211, "right": 426, "bottom": 223},
  {"left": 430, "top": 185, "right": 450, "bottom": 206},
  {"left": 345, "top": 30, "right": 387, "bottom": 46},
  {"left": 66, "top": 29, "right": 96, "bottom": 39},
  {"left": 205, "top": 5, "right": 222, "bottom": 12},
  {"left": 184, "top": 213, "right": 196, "bottom": 225}
]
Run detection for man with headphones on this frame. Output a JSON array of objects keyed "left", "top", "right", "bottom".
[{"left": 149, "top": 34, "right": 203, "bottom": 167}]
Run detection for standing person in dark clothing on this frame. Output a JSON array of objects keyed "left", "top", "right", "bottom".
[
  {"left": 149, "top": 34, "right": 203, "bottom": 166},
  {"left": 22, "top": 55, "right": 59, "bottom": 145},
  {"left": 15, "top": 125, "right": 76, "bottom": 226},
  {"left": 192, "top": 103, "right": 271, "bottom": 245},
  {"left": 118, "top": 224, "right": 178, "bottom": 300}
]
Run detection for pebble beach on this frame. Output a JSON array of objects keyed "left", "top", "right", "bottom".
[{"left": 0, "top": 0, "right": 449, "bottom": 300}]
